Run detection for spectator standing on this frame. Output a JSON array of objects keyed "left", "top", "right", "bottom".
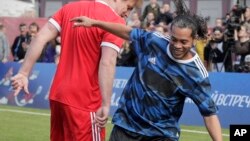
[
  {"left": 11, "top": 23, "right": 29, "bottom": 62},
  {"left": 243, "top": 54, "right": 250, "bottom": 72},
  {"left": 38, "top": 39, "right": 57, "bottom": 63},
  {"left": 195, "top": 27, "right": 213, "bottom": 65},
  {"left": 204, "top": 26, "right": 227, "bottom": 72},
  {"left": 154, "top": 24, "right": 165, "bottom": 34},
  {"left": 195, "top": 38, "right": 207, "bottom": 64},
  {"left": 156, "top": 3, "right": 173, "bottom": 25},
  {"left": 141, "top": 12, "right": 156, "bottom": 29},
  {"left": 116, "top": 41, "right": 136, "bottom": 67},
  {"left": 243, "top": 7, "right": 250, "bottom": 25},
  {"left": 127, "top": 11, "right": 141, "bottom": 28},
  {"left": 215, "top": 18, "right": 224, "bottom": 28},
  {"left": 0, "top": 22, "right": 10, "bottom": 63},
  {"left": 10, "top": 0, "right": 141, "bottom": 141},
  {"left": 25, "top": 22, "right": 40, "bottom": 62},
  {"left": 144, "top": 20, "right": 155, "bottom": 32},
  {"left": 28, "top": 22, "right": 57, "bottom": 63},
  {"left": 28, "top": 22, "right": 40, "bottom": 39},
  {"left": 233, "top": 24, "right": 250, "bottom": 72},
  {"left": 141, "top": 0, "right": 160, "bottom": 22}
]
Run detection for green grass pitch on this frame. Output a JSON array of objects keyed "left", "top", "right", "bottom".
[{"left": 0, "top": 105, "right": 229, "bottom": 141}]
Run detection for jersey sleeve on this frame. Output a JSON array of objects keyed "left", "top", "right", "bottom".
[
  {"left": 48, "top": 6, "right": 64, "bottom": 32},
  {"left": 129, "top": 29, "right": 168, "bottom": 57},
  {"left": 129, "top": 28, "right": 151, "bottom": 56},
  {"left": 101, "top": 18, "right": 126, "bottom": 53},
  {"left": 188, "top": 77, "right": 218, "bottom": 116}
]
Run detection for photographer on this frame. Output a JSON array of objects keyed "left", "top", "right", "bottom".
[
  {"left": 233, "top": 24, "right": 250, "bottom": 72},
  {"left": 204, "top": 26, "right": 227, "bottom": 72},
  {"left": 243, "top": 55, "right": 250, "bottom": 72},
  {"left": 243, "top": 7, "right": 250, "bottom": 26},
  {"left": 221, "top": 4, "right": 249, "bottom": 72}
]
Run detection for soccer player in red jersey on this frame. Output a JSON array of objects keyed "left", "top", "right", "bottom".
[{"left": 10, "top": 0, "right": 141, "bottom": 141}]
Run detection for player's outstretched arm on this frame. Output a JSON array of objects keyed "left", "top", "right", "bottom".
[
  {"left": 204, "top": 115, "right": 223, "bottom": 141},
  {"left": 70, "top": 16, "right": 132, "bottom": 40}
]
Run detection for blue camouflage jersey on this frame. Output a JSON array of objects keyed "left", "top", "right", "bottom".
[{"left": 112, "top": 28, "right": 218, "bottom": 141}]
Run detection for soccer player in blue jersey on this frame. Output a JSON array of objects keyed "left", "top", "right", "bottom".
[{"left": 70, "top": 1, "right": 223, "bottom": 141}]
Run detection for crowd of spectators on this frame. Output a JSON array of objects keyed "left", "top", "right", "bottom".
[
  {"left": 118, "top": 1, "right": 250, "bottom": 73},
  {"left": 1, "top": 21, "right": 60, "bottom": 65},
  {"left": 117, "top": 0, "right": 173, "bottom": 67},
  {"left": 0, "top": 1, "right": 249, "bottom": 73},
  {"left": 203, "top": 5, "right": 250, "bottom": 73},
  {"left": 11, "top": 22, "right": 60, "bottom": 64}
]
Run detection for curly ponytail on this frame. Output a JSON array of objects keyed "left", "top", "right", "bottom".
[{"left": 171, "top": 0, "right": 208, "bottom": 39}]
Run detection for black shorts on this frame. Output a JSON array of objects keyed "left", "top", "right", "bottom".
[{"left": 109, "top": 125, "right": 173, "bottom": 141}]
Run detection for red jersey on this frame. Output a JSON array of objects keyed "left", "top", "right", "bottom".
[{"left": 49, "top": 1, "right": 125, "bottom": 111}]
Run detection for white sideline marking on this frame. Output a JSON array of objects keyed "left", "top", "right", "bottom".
[
  {"left": 0, "top": 108, "right": 50, "bottom": 116},
  {"left": 182, "top": 129, "right": 229, "bottom": 137},
  {"left": 0, "top": 108, "right": 229, "bottom": 137}
]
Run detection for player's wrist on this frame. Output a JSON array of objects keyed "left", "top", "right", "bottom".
[
  {"left": 18, "top": 71, "right": 29, "bottom": 77},
  {"left": 101, "top": 101, "right": 111, "bottom": 107},
  {"left": 93, "top": 20, "right": 102, "bottom": 27}
]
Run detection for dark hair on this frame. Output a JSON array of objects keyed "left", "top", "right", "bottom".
[
  {"left": 29, "top": 22, "right": 40, "bottom": 31},
  {"left": 19, "top": 23, "right": 27, "bottom": 29},
  {"left": 213, "top": 26, "right": 224, "bottom": 33},
  {"left": 170, "top": 0, "right": 208, "bottom": 39}
]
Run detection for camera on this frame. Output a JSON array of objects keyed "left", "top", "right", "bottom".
[
  {"left": 225, "top": 4, "right": 246, "bottom": 39},
  {"left": 26, "top": 34, "right": 32, "bottom": 44},
  {"left": 234, "top": 64, "right": 250, "bottom": 72}
]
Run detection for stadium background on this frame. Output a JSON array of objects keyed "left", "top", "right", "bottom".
[{"left": 1, "top": 0, "right": 250, "bottom": 140}]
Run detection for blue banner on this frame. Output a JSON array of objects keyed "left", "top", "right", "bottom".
[
  {"left": 0, "top": 62, "right": 249, "bottom": 128},
  {"left": 0, "top": 62, "right": 56, "bottom": 109},
  {"left": 110, "top": 67, "right": 134, "bottom": 115},
  {"left": 180, "top": 72, "right": 250, "bottom": 128}
]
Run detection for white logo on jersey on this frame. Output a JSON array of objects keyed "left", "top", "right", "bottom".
[{"left": 148, "top": 57, "right": 156, "bottom": 64}]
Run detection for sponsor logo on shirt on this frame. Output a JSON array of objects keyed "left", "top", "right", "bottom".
[{"left": 148, "top": 57, "right": 156, "bottom": 65}]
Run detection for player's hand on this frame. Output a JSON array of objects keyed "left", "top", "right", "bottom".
[
  {"left": 70, "top": 16, "right": 95, "bottom": 27},
  {"left": 10, "top": 73, "right": 29, "bottom": 96},
  {"left": 94, "top": 105, "right": 110, "bottom": 128}
]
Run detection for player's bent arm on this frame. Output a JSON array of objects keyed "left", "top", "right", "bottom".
[
  {"left": 18, "top": 22, "right": 58, "bottom": 76},
  {"left": 203, "top": 114, "right": 223, "bottom": 141}
]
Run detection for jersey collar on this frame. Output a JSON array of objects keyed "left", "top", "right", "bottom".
[
  {"left": 95, "top": 0, "right": 119, "bottom": 17},
  {"left": 166, "top": 44, "right": 198, "bottom": 64}
]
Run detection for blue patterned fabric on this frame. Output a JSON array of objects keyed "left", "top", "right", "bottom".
[{"left": 112, "top": 28, "right": 218, "bottom": 141}]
